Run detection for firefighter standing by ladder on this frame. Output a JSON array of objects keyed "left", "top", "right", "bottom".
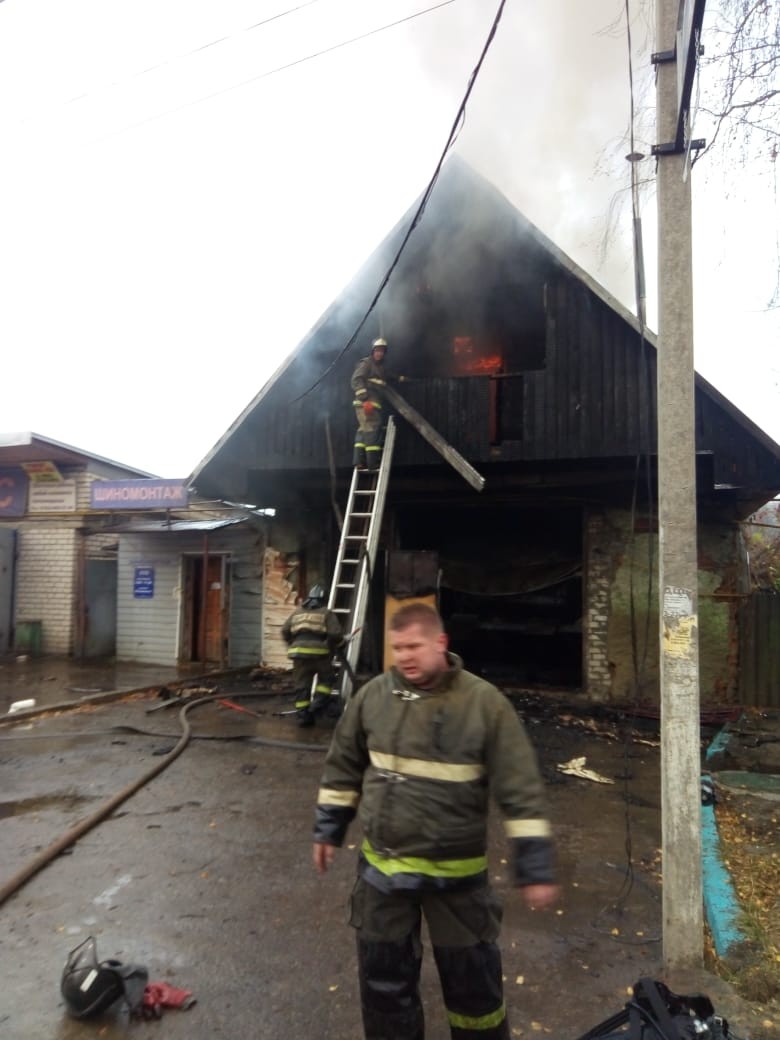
[
  {"left": 351, "top": 338, "right": 389, "bottom": 471},
  {"left": 282, "top": 585, "right": 343, "bottom": 727}
]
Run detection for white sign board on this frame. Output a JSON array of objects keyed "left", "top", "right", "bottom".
[{"left": 28, "top": 479, "right": 77, "bottom": 513}]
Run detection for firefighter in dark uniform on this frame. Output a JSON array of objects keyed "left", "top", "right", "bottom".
[
  {"left": 282, "top": 585, "right": 343, "bottom": 727},
  {"left": 312, "top": 603, "right": 558, "bottom": 1039},
  {"left": 351, "top": 338, "right": 388, "bottom": 470}
]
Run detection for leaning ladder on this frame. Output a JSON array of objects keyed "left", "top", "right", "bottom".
[{"left": 327, "top": 416, "right": 396, "bottom": 700}]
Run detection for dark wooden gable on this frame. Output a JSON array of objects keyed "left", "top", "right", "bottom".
[{"left": 192, "top": 158, "right": 780, "bottom": 511}]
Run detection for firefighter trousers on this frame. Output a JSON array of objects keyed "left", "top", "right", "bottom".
[
  {"left": 349, "top": 876, "right": 510, "bottom": 1040},
  {"left": 290, "top": 656, "right": 336, "bottom": 712},
  {"left": 353, "top": 403, "right": 385, "bottom": 470}
]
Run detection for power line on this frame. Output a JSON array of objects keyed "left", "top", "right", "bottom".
[
  {"left": 62, "top": 1, "right": 324, "bottom": 108},
  {"left": 96, "top": 0, "right": 460, "bottom": 140},
  {"left": 292, "top": 0, "right": 508, "bottom": 402},
  {"left": 597, "top": 0, "right": 659, "bottom": 936}
]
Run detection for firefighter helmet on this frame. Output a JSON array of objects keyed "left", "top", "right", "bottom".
[
  {"left": 306, "top": 584, "right": 326, "bottom": 605},
  {"left": 371, "top": 338, "right": 388, "bottom": 352},
  {"left": 61, "top": 936, "right": 148, "bottom": 1019}
]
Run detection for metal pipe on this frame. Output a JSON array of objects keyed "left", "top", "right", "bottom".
[{"left": 200, "top": 533, "right": 209, "bottom": 662}]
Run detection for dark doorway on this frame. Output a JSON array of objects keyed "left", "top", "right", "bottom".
[
  {"left": 440, "top": 577, "right": 582, "bottom": 686},
  {"left": 0, "top": 528, "right": 15, "bottom": 654},
  {"left": 395, "top": 504, "right": 583, "bottom": 688},
  {"left": 83, "top": 559, "right": 117, "bottom": 658}
]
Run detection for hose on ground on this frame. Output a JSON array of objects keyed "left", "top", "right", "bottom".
[
  {"left": 0, "top": 726, "right": 325, "bottom": 745},
  {"left": 0, "top": 692, "right": 325, "bottom": 908}
]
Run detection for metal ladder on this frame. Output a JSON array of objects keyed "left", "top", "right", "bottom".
[{"left": 327, "top": 416, "right": 396, "bottom": 699}]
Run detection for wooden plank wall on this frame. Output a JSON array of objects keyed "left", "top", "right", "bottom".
[{"left": 739, "top": 591, "right": 780, "bottom": 707}]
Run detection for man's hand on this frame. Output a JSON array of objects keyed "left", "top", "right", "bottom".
[
  {"left": 313, "top": 842, "right": 337, "bottom": 874},
  {"left": 520, "top": 883, "right": 559, "bottom": 911}
]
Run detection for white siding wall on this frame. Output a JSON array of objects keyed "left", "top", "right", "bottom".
[
  {"left": 116, "top": 525, "right": 265, "bottom": 667},
  {"left": 15, "top": 524, "right": 77, "bottom": 654},
  {"left": 117, "top": 534, "right": 182, "bottom": 664}
]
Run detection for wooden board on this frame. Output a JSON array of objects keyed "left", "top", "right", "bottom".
[{"left": 381, "top": 383, "right": 485, "bottom": 492}]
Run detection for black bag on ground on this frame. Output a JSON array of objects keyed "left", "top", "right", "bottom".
[{"left": 573, "top": 977, "right": 731, "bottom": 1040}]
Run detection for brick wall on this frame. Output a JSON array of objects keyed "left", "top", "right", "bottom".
[
  {"left": 14, "top": 524, "right": 78, "bottom": 654},
  {"left": 584, "top": 509, "right": 613, "bottom": 701},
  {"left": 75, "top": 471, "right": 99, "bottom": 512}
]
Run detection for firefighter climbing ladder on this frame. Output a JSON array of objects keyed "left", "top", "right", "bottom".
[
  {"left": 327, "top": 416, "right": 397, "bottom": 700},
  {"left": 319, "top": 385, "right": 484, "bottom": 705}
]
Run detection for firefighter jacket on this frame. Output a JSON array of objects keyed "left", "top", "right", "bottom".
[
  {"left": 351, "top": 355, "right": 386, "bottom": 408},
  {"left": 282, "top": 606, "right": 343, "bottom": 660},
  {"left": 314, "top": 653, "right": 555, "bottom": 892}
]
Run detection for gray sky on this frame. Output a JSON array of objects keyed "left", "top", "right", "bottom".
[{"left": 1, "top": 0, "right": 777, "bottom": 477}]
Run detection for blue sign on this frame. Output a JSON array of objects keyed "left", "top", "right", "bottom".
[
  {"left": 0, "top": 468, "right": 29, "bottom": 517},
  {"left": 91, "top": 479, "right": 189, "bottom": 511},
  {"left": 133, "top": 568, "right": 155, "bottom": 599}
]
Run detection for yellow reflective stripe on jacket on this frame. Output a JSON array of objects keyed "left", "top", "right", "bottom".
[
  {"left": 447, "top": 1003, "right": 506, "bottom": 1031},
  {"left": 362, "top": 839, "right": 486, "bottom": 879},
  {"left": 287, "top": 646, "right": 330, "bottom": 656},
  {"left": 369, "top": 750, "right": 485, "bottom": 783},
  {"left": 319, "top": 787, "right": 360, "bottom": 809},
  {"left": 504, "top": 818, "right": 552, "bottom": 838}
]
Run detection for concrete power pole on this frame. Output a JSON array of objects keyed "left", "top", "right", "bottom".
[{"left": 654, "top": 0, "right": 704, "bottom": 971}]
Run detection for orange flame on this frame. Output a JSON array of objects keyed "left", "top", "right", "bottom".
[
  {"left": 466, "top": 355, "right": 502, "bottom": 373},
  {"left": 451, "top": 336, "right": 502, "bottom": 374}
]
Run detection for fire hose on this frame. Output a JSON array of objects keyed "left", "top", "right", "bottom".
[{"left": 0, "top": 691, "right": 325, "bottom": 908}]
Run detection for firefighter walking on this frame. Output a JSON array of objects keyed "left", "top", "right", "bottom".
[
  {"left": 312, "top": 603, "right": 558, "bottom": 1039},
  {"left": 351, "top": 337, "right": 389, "bottom": 470},
  {"left": 282, "top": 585, "right": 343, "bottom": 727}
]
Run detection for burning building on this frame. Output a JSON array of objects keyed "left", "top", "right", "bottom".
[{"left": 191, "top": 158, "right": 780, "bottom": 706}]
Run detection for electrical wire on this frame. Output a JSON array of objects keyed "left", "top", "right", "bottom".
[
  {"left": 60, "top": 0, "right": 325, "bottom": 109},
  {"left": 290, "top": 0, "right": 509, "bottom": 403},
  {"left": 589, "top": 0, "right": 659, "bottom": 939},
  {"left": 97, "top": 0, "right": 460, "bottom": 140}
]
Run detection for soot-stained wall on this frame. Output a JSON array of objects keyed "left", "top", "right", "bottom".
[{"left": 589, "top": 508, "right": 740, "bottom": 705}]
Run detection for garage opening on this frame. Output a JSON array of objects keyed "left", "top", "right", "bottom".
[{"left": 393, "top": 504, "right": 583, "bottom": 689}]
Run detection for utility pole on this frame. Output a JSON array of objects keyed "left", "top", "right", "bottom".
[{"left": 653, "top": 0, "right": 706, "bottom": 972}]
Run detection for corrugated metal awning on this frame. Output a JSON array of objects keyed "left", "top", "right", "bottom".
[{"left": 110, "top": 518, "right": 248, "bottom": 533}]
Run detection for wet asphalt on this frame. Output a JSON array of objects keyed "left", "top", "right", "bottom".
[{"left": 0, "top": 659, "right": 772, "bottom": 1040}]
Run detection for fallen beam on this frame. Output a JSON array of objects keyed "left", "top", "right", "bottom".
[{"left": 380, "top": 383, "right": 485, "bottom": 492}]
